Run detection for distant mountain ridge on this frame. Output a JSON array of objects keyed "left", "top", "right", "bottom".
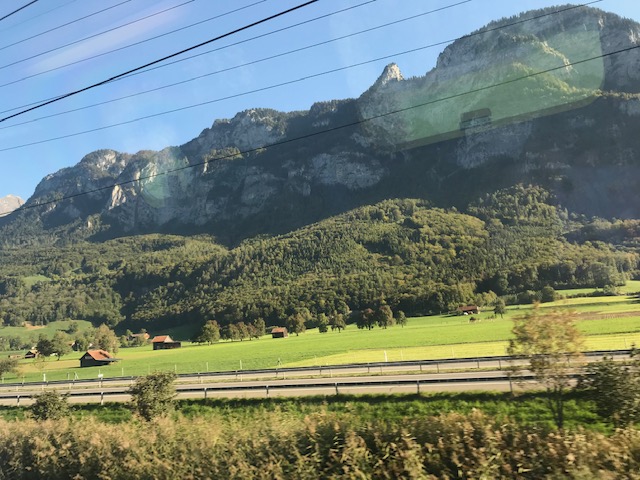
[{"left": 2, "top": 4, "right": 640, "bottom": 245}]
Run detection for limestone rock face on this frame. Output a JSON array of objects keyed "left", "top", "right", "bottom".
[
  {"left": 0, "top": 195, "right": 24, "bottom": 215},
  {"left": 7, "top": 5, "right": 640, "bottom": 241}
]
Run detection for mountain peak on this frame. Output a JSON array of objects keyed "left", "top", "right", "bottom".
[{"left": 374, "top": 63, "right": 404, "bottom": 88}]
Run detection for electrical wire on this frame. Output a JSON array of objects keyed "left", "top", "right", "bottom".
[
  {"left": 0, "top": 0, "right": 472, "bottom": 122},
  {"left": 0, "top": 0, "right": 319, "bottom": 124},
  {"left": 0, "top": 0, "right": 374, "bottom": 92},
  {"left": 0, "top": 0, "right": 76, "bottom": 34},
  {"left": 0, "top": 0, "right": 195, "bottom": 69},
  {"left": 0, "top": 1, "right": 39, "bottom": 23},
  {"left": 0, "top": 0, "right": 134, "bottom": 53},
  {"left": 0, "top": 0, "right": 602, "bottom": 131},
  {"left": 5, "top": 43, "right": 638, "bottom": 217}
]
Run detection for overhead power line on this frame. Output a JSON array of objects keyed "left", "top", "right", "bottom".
[
  {"left": 0, "top": 0, "right": 135, "bottom": 53},
  {"left": 0, "top": 0, "right": 601, "bottom": 130},
  {"left": 0, "top": 0, "right": 375, "bottom": 93},
  {"left": 0, "top": 0, "right": 39, "bottom": 23},
  {"left": 5, "top": 43, "right": 638, "bottom": 218},
  {"left": 0, "top": 0, "right": 76, "bottom": 34},
  {"left": 0, "top": 0, "right": 319, "bottom": 124},
  {"left": 0, "top": 0, "right": 195, "bottom": 69}
]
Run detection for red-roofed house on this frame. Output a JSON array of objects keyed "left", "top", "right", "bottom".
[
  {"left": 151, "top": 335, "right": 182, "bottom": 350},
  {"left": 79, "top": 350, "right": 119, "bottom": 368}
]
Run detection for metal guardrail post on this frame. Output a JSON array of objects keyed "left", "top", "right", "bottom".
[
  {"left": 416, "top": 380, "right": 420, "bottom": 394},
  {"left": 204, "top": 388, "right": 207, "bottom": 400},
  {"left": 266, "top": 385, "right": 269, "bottom": 398},
  {"left": 335, "top": 383, "right": 339, "bottom": 395},
  {"left": 100, "top": 392, "right": 104, "bottom": 405}
]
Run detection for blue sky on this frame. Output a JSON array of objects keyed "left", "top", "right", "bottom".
[{"left": 0, "top": 0, "right": 638, "bottom": 200}]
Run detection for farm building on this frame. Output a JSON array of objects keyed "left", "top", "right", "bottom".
[
  {"left": 457, "top": 305, "right": 480, "bottom": 315},
  {"left": 24, "top": 350, "right": 38, "bottom": 359},
  {"left": 80, "top": 350, "right": 118, "bottom": 368},
  {"left": 271, "top": 327, "right": 289, "bottom": 338},
  {"left": 151, "top": 335, "right": 182, "bottom": 350}
]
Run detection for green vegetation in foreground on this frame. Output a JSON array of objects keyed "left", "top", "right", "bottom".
[
  {"left": 6, "top": 295, "right": 640, "bottom": 382},
  {"left": 0, "top": 391, "right": 608, "bottom": 431},
  {"left": 0, "top": 393, "right": 638, "bottom": 479}
]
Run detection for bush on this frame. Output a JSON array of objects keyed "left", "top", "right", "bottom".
[
  {"left": 581, "top": 354, "right": 640, "bottom": 426},
  {"left": 129, "top": 371, "right": 176, "bottom": 421},
  {"left": 30, "top": 391, "right": 70, "bottom": 420}
]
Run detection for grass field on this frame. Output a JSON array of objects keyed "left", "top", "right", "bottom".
[
  {"left": 4, "top": 290, "right": 639, "bottom": 383},
  {"left": 0, "top": 319, "right": 93, "bottom": 342}
]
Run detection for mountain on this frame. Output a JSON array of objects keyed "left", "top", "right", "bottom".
[
  {"left": 0, "top": 5, "right": 640, "bottom": 332},
  {"left": 0, "top": 195, "right": 24, "bottom": 216},
  {"left": 2, "top": 5, "right": 640, "bottom": 245}
]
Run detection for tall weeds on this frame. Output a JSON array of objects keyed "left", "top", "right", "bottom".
[{"left": 0, "top": 411, "right": 638, "bottom": 479}]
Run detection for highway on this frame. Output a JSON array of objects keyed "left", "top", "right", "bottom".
[
  {"left": 0, "top": 350, "right": 627, "bottom": 405},
  {"left": 0, "top": 369, "right": 565, "bottom": 406}
]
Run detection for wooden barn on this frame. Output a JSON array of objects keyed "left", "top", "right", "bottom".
[
  {"left": 79, "top": 350, "right": 118, "bottom": 368},
  {"left": 271, "top": 327, "right": 289, "bottom": 338},
  {"left": 457, "top": 305, "right": 480, "bottom": 315},
  {"left": 151, "top": 335, "right": 182, "bottom": 350}
]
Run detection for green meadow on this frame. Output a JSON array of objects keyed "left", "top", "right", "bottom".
[{"left": 3, "top": 289, "right": 639, "bottom": 383}]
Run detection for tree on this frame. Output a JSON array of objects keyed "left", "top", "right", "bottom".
[
  {"left": 375, "top": 305, "right": 395, "bottom": 329},
  {"left": 0, "top": 357, "right": 19, "bottom": 378},
  {"left": 30, "top": 391, "right": 70, "bottom": 420},
  {"left": 51, "top": 331, "right": 71, "bottom": 360},
  {"left": 580, "top": 352, "right": 640, "bottom": 426},
  {"left": 74, "top": 327, "right": 95, "bottom": 351},
  {"left": 355, "top": 308, "right": 375, "bottom": 330},
  {"left": 540, "top": 286, "right": 557, "bottom": 303},
  {"left": 286, "top": 313, "right": 306, "bottom": 336},
  {"left": 194, "top": 320, "right": 220, "bottom": 345},
  {"left": 317, "top": 313, "right": 329, "bottom": 333},
  {"left": 330, "top": 313, "right": 346, "bottom": 332},
  {"left": 394, "top": 310, "right": 407, "bottom": 328},
  {"left": 253, "top": 318, "right": 266, "bottom": 337},
  {"left": 93, "top": 324, "right": 119, "bottom": 353},
  {"left": 494, "top": 299, "right": 506, "bottom": 319},
  {"left": 36, "top": 334, "right": 56, "bottom": 358},
  {"left": 128, "top": 371, "right": 176, "bottom": 421},
  {"left": 507, "top": 306, "right": 583, "bottom": 429},
  {"left": 236, "top": 322, "right": 249, "bottom": 341}
]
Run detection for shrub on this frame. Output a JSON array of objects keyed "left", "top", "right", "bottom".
[
  {"left": 129, "top": 371, "right": 176, "bottom": 421},
  {"left": 30, "top": 391, "right": 70, "bottom": 420},
  {"left": 581, "top": 354, "right": 640, "bottom": 426}
]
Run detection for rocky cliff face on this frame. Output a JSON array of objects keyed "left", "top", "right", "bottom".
[
  {"left": 0, "top": 195, "right": 24, "bottom": 216},
  {"left": 5, "top": 5, "right": 640, "bottom": 243}
]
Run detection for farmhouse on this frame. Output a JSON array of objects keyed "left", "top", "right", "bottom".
[
  {"left": 457, "top": 305, "right": 480, "bottom": 315},
  {"left": 271, "top": 327, "right": 289, "bottom": 338},
  {"left": 24, "top": 349, "right": 38, "bottom": 359},
  {"left": 151, "top": 335, "right": 182, "bottom": 350},
  {"left": 80, "top": 350, "right": 118, "bottom": 368}
]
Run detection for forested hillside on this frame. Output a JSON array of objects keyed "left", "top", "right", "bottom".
[{"left": 0, "top": 186, "right": 637, "bottom": 333}]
